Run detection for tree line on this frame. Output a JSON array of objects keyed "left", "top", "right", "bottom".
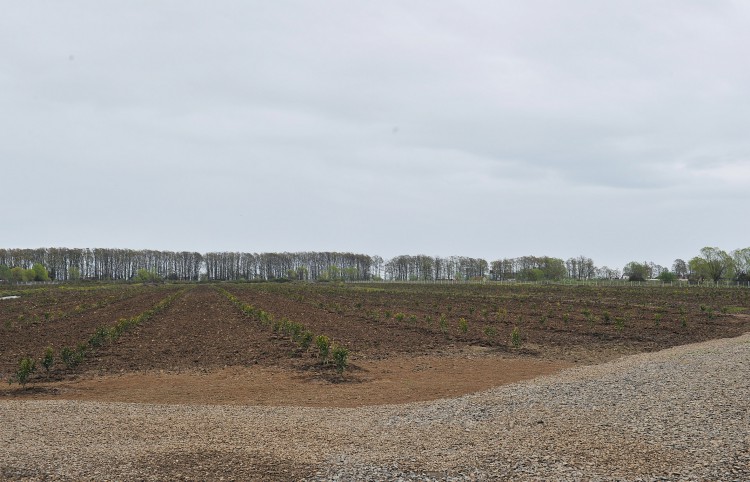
[{"left": 0, "top": 246, "right": 748, "bottom": 284}]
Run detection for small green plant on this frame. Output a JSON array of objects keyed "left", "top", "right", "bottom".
[
  {"left": 468, "top": 306, "right": 475, "bottom": 315},
  {"left": 61, "top": 345, "right": 84, "bottom": 369},
  {"left": 681, "top": 317, "right": 687, "bottom": 328},
  {"left": 384, "top": 310, "right": 392, "bottom": 319},
  {"left": 88, "top": 326, "right": 110, "bottom": 348},
  {"left": 510, "top": 326, "right": 521, "bottom": 348},
  {"left": 615, "top": 317, "right": 625, "bottom": 331},
  {"left": 316, "top": 335, "right": 331, "bottom": 364},
  {"left": 331, "top": 344, "right": 349, "bottom": 374},
  {"left": 394, "top": 313, "right": 405, "bottom": 322},
  {"left": 563, "top": 313, "right": 570, "bottom": 324},
  {"left": 439, "top": 314, "right": 448, "bottom": 334},
  {"left": 654, "top": 313, "right": 662, "bottom": 326},
  {"left": 408, "top": 314, "right": 418, "bottom": 324},
  {"left": 42, "top": 346, "right": 54, "bottom": 375},
  {"left": 483, "top": 326, "right": 497, "bottom": 337},
  {"left": 458, "top": 317, "right": 468, "bottom": 333},
  {"left": 10, "top": 356, "right": 36, "bottom": 388},
  {"left": 299, "top": 330, "right": 314, "bottom": 350},
  {"left": 61, "top": 346, "right": 75, "bottom": 368},
  {"left": 602, "top": 311, "right": 611, "bottom": 323},
  {"left": 425, "top": 315, "right": 433, "bottom": 325},
  {"left": 497, "top": 307, "right": 507, "bottom": 320}
]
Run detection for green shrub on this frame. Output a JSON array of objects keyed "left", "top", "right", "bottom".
[
  {"left": 332, "top": 345, "right": 349, "bottom": 374},
  {"left": 439, "top": 314, "right": 448, "bottom": 334},
  {"left": 615, "top": 318, "right": 625, "bottom": 330},
  {"left": 61, "top": 345, "right": 84, "bottom": 369},
  {"left": 510, "top": 326, "right": 521, "bottom": 348},
  {"left": 394, "top": 313, "right": 405, "bottom": 322},
  {"left": 316, "top": 335, "right": 331, "bottom": 363},
  {"left": 299, "top": 330, "right": 314, "bottom": 350},
  {"left": 42, "top": 346, "right": 54, "bottom": 374},
  {"left": 10, "top": 356, "right": 36, "bottom": 387},
  {"left": 458, "top": 317, "right": 468, "bottom": 333},
  {"left": 88, "top": 326, "right": 109, "bottom": 348},
  {"left": 61, "top": 346, "right": 75, "bottom": 368}
]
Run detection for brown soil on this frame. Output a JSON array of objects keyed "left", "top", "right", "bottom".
[
  {"left": 2, "top": 283, "right": 749, "bottom": 408},
  {"left": 0, "top": 286, "right": 181, "bottom": 375},
  {"left": 1, "top": 351, "right": 568, "bottom": 407}
]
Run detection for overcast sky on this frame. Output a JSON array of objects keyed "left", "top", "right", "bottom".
[{"left": 2, "top": 1, "right": 748, "bottom": 270}]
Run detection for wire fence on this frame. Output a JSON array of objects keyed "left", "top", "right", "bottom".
[{"left": 348, "top": 279, "right": 750, "bottom": 289}]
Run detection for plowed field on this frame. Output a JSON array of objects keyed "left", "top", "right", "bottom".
[{"left": 1, "top": 282, "right": 749, "bottom": 406}]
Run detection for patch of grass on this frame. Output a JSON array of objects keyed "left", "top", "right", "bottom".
[
  {"left": 654, "top": 313, "right": 662, "bottom": 327},
  {"left": 615, "top": 317, "right": 625, "bottom": 331},
  {"left": 722, "top": 306, "right": 746, "bottom": 314}
]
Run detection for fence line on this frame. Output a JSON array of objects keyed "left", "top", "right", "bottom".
[{"left": 346, "top": 279, "right": 750, "bottom": 289}]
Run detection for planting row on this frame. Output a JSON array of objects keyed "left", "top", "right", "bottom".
[
  {"left": 7, "top": 287, "right": 189, "bottom": 387},
  {"left": 0, "top": 284, "right": 156, "bottom": 329},
  {"left": 216, "top": 287, "right": 350, "bottom": 373}
]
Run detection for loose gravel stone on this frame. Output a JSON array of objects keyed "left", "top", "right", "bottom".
[{"left": 2, "top": 334, "right": 749, "bottom": 480}]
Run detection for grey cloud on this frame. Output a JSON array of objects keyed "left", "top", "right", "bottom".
[{"left": 2, "top": 1, "right": 748, "bottom": 268}]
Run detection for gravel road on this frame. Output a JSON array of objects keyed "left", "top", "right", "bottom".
[{"left": 2, "top": 333, "right": 749, "bottom": 481}]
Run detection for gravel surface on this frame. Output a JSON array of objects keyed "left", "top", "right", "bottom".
[{"left": 2, "top": 333, "right": 749, "bottom": 481}]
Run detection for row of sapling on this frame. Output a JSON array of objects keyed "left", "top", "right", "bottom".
[
  {"left": 8, "top": 287, "right": 187, "bottom": 388},
  {"left": 3, "top": 285, "right": 150, "bottom": 329},
  {"left": 217, "top": 287, "right": 350, "bottom": 374},
  {"left": 386, "top": 309, "right": 473, "bottom": 337},
  {"left": 314, "top": 335, "right": 349, "bottom": 374}
]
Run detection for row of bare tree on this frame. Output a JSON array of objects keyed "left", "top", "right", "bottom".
[{"left": 1, "top": 247, "right": 748, "bottom": 283}]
